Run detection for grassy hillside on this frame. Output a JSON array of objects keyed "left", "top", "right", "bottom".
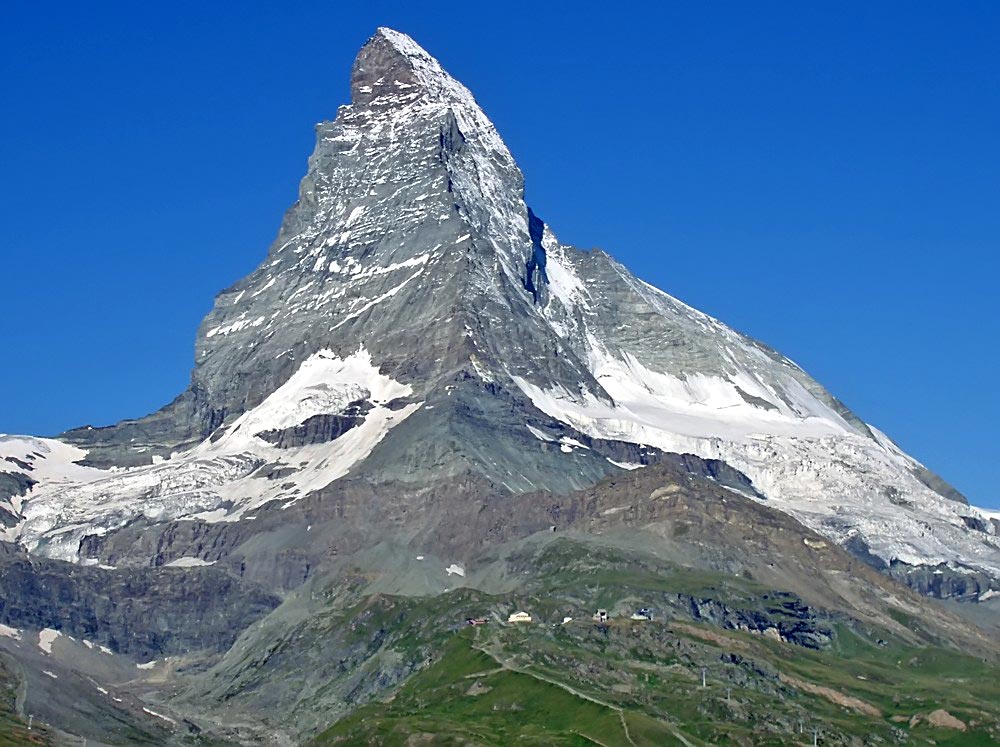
[
  {"left": 314, "top": 620, "right": 999, "bottom": 746},
  {"left": 307, "top": 540, "right": 999, "bottom": 746}
]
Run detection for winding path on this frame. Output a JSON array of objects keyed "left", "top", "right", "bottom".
[{"left": 470, "top": 633, "right": 700, "bottom": 746}]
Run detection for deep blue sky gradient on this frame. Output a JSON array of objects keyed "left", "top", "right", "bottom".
[{"left": 2, "top": 2, "right": 997, "bottom": 506}]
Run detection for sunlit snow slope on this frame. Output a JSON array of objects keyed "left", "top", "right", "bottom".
[
  {"left": 519, "top": 238, "right": 1000, "bottom": 580},
  {"left": 4, "top": 349, "right": 419, "bottom": 560}
]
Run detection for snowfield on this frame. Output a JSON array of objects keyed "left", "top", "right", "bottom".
[
  {"left": 5, "top": 348, "right": 421, "bottom": 560},
  {"left": 513, "top": 241, "right": 1000, "bottom": 578}
]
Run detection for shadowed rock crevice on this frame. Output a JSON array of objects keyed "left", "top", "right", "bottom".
[
  {"left": 524, "top": 208, "right": 548, "bottom": 304},
  {"left": 255, "top": 400, "right": 374, "bottom": 448}
]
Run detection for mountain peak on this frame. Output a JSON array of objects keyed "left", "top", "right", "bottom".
[
  {"left": 350, "top": 27, "right": 471, "bottom": 109},
  {"left": 19, "top": 27, "right": 995, "bottom": 608},
  {"left": 372, "top": 27, "right": 429, "bottom": 58}
]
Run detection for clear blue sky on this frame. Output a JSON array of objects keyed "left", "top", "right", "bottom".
[{"left": 2, "top": 2, "right": 997, "bottom": 507}]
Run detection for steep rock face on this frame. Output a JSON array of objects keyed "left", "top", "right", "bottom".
[
  {"left": 1, "top": 28, "right": 997, "bottom": 597},
  {"left": 0, "top": 545, "right": 280, "bottom": 659},
  {"left": 886, "top": 560, "right": 999, "bottom": 602},
  {"left": 680, "top": 593, "right": 833, "bottom": 649},
  {"left": 0, "top": 471, "right": 34, "bottom": 527}
]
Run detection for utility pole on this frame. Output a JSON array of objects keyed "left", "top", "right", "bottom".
[
  {"left": 701, "top": 667, "right": 706, "bottom": 688},
  {"left": 27, "top": 714, "right": 33, "bottom": 730},
  {"left": 813, "top": 727, "right": 819, "bottom": 746},
  {"left": 725, "top": 687, "right": 731, "bottom": 703}
]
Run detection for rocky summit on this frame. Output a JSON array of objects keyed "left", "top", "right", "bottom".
[{"left": 1, "top": 28, "right": 998, "bottom": 746}]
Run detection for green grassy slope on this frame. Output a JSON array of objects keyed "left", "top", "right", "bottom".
[
  {"left": 308, "top": 540, "right": 999, "bottom": 746},
  {"left": 315, "top": 631, "right": 677, "bottom": 746},
  {"left": 315, "top": 620, "right": 999, "bottom": 746}
]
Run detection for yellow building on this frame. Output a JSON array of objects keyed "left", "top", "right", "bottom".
[{"left": 507, "top": 611, "right": 532, "bottom": 623}]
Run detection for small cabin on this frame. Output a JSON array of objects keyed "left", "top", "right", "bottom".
[
  {"left": 507, "top": 611, "right": 532, "bottom": 624},
  {"left": 592, "top": 609, "right": 609, "bottom": 622},
  {"left": 466, "top": 617, "right": 488, "bottom": 626},
  {"left": 631, "top": 608, "right": 653, "bottom": 621}
]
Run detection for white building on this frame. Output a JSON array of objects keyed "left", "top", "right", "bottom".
[
  {"left": 507, "top": 611, "right": 532, "bottom": 624},
  {"left": 631, "top": 608, "right": 653, "bottom": 621}
]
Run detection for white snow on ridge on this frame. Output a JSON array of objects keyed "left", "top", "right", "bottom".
[
  {"left": 544, "top": 239, "right": 589, "bottom": 311},
  {"left": 514, "top": 358, "right": 1000, "bottom": 576},
  {"left": 0, "top": 436, "right": 105, "bottom": 516},
  {"left": 517, "top": 246, "right": 1000, "bottom": 578},
  {"left": 867, "top": 424, "right": 925, "bottom": 469},
  {"left": 14, "top": 348, "right": 421, "bottom": 561},
  {"left": 219, "top": 348, "right": 408, "bottom": 439},
  {"left": 206, "top": 315, "right": 266, "bottom": 338},
  {"left": 329, "top": 267, "right": 426, "bottom": 331},
  {"left": 346, "top": 253, "right": 429, "bottom": 281},
  {"left": 589, "top": 340, "right": 850, "bottom": 442}
]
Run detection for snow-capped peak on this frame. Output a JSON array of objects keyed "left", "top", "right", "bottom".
[
  {"left": 352, "top": 28, "right": 497, "bottom": 123},
  {"left": 5, "top": 28, "right": 995, "bottom": 603}
]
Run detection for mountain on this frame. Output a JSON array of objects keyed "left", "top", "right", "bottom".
[
  {"left": 3, "top": 27, "right": 996, "bottom": 598},
  {"left": 0, "top": 27, "right": 998, "bottom": 745}
]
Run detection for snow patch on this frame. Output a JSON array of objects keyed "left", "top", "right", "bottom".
[
  {"left": 544, "top": 242, "right": 589, "bottom": 311},
  {"left": 38, "top": 629, "right": 60, "bottom": 654},
  {"left": 142, "top": 707, "right": 177, "bottom": 725},
  {"left": 344, "top": 205, "right": 366, "bottom": 227},
  {"left": 164, "top": 557, "right": 215, "bottom": 568},
  {"left": 206, "top": 315, "right": 265, "bottom": 338},
  {"left": 526, "top": 424, "right": 555, "bottom": 443},
  {"left": 607, "top": 459, "right": 643, "bottom": 470}
]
